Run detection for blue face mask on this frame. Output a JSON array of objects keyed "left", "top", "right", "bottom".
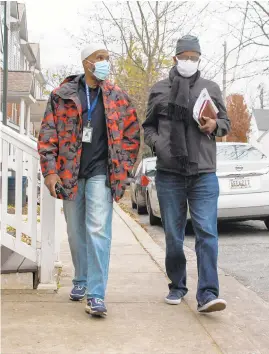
[{"left": 86, "top": 60, "right": 110, "bottom": 81}]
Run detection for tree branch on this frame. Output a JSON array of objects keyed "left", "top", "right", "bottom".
[
  {"left": 102, "top": 2, "right": 145, "bottom": 71},
  {"left": 254, "top": 1, "right": 269, "bottom": 17},
  {"left": 136, "top": 1, "right": 152, "bottom": 55}
]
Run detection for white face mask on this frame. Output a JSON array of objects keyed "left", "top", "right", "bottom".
[{"left": 176, "top": 58, "right": 199, "bottom": 78}]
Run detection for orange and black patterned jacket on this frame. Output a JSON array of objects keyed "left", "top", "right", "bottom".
[{"left": 38, "top": 75, "right": 140, "bottom": 202}]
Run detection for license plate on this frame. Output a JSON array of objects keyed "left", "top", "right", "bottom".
[{"left": 229, "top": 178, "right": 251, "bottom": 189}]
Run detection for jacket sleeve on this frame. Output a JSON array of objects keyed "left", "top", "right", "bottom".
[
  {"left": 142, "top": 89, "right": 159, "bottom": 149},
  {"left": 38, "top": 93, "right": 59, "bottom": 177},
  {"left": 122, "top": 93, "right": 140, "bottom": 171},
  {"left": 213, "top": 84, "right": 231, "bottom": 137}
]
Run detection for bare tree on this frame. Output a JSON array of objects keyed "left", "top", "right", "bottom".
[
  {"left": 209, "top": 1, "right": 269, "bottom": 84},
  {"left": 44, "top": 65, "right": 79, "bottom": 94},
  {"left": 75, "top": 1, "right": 210, "bottom": 158}
]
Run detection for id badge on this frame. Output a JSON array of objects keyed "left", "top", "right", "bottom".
[{"left": 82, "top": 124, "right": 93, "bottom": 143}]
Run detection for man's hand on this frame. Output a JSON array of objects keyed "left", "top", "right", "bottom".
[
  {"left": 199, "top": 116, "right": 217, "bottom": 135},
  {"left": 44, "top": 174, "right": 61, "bottom": 198}
]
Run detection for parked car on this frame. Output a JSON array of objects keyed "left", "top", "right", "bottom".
[
  {"left": 146, "top": 143, "right": 269, "bottom": 229},
  {"left": 130, "top": 157, "right": 157, "bottom": 214}
]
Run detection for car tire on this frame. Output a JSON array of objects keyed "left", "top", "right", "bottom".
[
  {"left": 136, "top": 192, "right": 147, "bottom": 215},
  {"left": 131, "top": 199, "right": 137, "bottom": 209},
  {"left": 265, "top": 217, "right": 269, "bottom": 231},
  {"left": 147, "top": 193, "right": 159, "bottom": 226}
]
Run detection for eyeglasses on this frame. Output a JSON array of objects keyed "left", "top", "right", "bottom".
[{"left": 176, "top": 55, "right": 200, "bottom": 63}]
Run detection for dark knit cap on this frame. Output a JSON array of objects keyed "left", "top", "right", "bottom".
[{"left": 175, "top": 35, "right": 201, "bottom": 55}]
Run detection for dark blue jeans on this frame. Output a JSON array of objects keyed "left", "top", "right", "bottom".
[{"left": 156, "top": 170, "right": 219, "bottom": 306}]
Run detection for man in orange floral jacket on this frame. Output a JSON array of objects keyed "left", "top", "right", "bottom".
[{"left": 38, "top": 44, "right": 140, "bottom": 317}]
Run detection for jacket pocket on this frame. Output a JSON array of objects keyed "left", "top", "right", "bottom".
[{"left": 107, "top": 116, "right": 123, "bottom": 142}]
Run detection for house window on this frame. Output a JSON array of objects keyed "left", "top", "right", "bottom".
[
  {"left": 11, "top": 103, "right": 18, "bottom": 123},
  {"left": 9, "top": 30, "right": 20, "bottom": 70}
]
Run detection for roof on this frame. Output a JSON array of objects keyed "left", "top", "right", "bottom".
[
  {"left": 28, "top": 43, "right": 41, "bottom": 70},
  {"left": 17, "top": 3, "right": 25, "bottom": 21},
  {"left": 29, "top": 43, "right": 39, "bottom": 58},
  {"left": 253, "top": 109, "right": 269, "bottom": 131},
  {"left": 1, "top": 71, "right": 34, "bottom": 94}
]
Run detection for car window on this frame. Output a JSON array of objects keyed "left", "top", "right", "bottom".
[
  {"left": 217, "top": 145, "right": 267, "bottom": 161},
  {"left": 235, "top": 145, "right": 267, "bottom": 161},
  {"left": 145, "top": 160, "right": 156, "bottom": 176}
]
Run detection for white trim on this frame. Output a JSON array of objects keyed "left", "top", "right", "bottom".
[
  {"left": 20, "top": 98, "right": 25, "bottom": 134},
  {"left": 26, "top": 104, "right": 31, "bottom": 136},
  {"left": 1, "top": 123, "right": 38, "bottom": 156},
  {"left": 1, "top": 123, "right": 59, "bottom": 287}
]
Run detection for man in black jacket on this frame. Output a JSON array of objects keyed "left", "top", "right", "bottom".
[{"left": 143, "top": 35, "right": 230, "bottom": 313}]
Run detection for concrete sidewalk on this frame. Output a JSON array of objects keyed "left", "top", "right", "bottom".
[{"left": 2, "top": 204, "right": 269, "bottom": 354}]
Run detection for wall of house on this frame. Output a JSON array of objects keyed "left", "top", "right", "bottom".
[
  {"left": 0, "top": 2, "right": 5, "bottom": 69},
  {"left": 8, "top": 26, "right": 20, "bottom": 70}
]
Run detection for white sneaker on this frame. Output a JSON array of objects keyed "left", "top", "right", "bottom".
[{"left": 198, "top": 298, "right": 227, "bottom": 313}]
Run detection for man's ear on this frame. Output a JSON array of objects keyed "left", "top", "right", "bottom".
[{"left": 173, "top": 56, "right": 177, "bottom": 65}]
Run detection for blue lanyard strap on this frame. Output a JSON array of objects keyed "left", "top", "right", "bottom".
[{"left": 85, "top": 85, "right": 101, "bottom": 122}]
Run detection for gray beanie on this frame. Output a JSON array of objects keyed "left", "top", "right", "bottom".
[{"left": 175, "top": 35, "right": 201, "bottom": 55}]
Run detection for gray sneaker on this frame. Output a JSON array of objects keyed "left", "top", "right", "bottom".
[
  {"left": 165, "top": 290, "right": 183, "bottom": 305},
  {"left": 198, "top": 298, "right": 227, "bottom": 313}
]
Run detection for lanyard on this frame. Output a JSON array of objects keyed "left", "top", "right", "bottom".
[{"left": 85, "top": 85, "right": 101, "bottom": 123}]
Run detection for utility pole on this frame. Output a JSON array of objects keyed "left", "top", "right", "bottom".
[
  {"left": 2, "top": 1, "right": 9, "bottom": 126},
  {"left": 222, "top": 41, "right": 227, "bottom": 142}
]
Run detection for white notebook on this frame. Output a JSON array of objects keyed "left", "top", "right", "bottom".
[{"left": 193, "top": 88, "right": 219, "bottom": 125}]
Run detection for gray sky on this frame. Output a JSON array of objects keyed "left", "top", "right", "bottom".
[
  {"left": 24, "top": 0, "right": 85, "bottom": 68},
  {"left": 23, "top": 0, "right": 268, "bottom": 109}
]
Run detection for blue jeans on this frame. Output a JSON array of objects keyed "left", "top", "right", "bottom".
[
  {"left": 156, "top": 171, "right": 219, "bottom": 306},
  {"left": 63, "top": 175, "right": 113, "bottom": 300}
]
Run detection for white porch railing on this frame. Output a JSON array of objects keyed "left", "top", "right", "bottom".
[{"left": 0, "top": 123, "right": 61, "bottom": 290}]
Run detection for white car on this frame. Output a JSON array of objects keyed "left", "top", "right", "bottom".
[{"left": 146, "top": 143, "right": 269, "bottom": 230}]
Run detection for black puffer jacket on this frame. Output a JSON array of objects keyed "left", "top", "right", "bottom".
[{"left": 142, "top": 76, "right": 230, "bottom": 175}]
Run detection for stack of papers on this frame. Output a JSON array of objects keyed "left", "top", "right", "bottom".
[{"left": 193, "top": 88, "right": 219, "bottom": 125}]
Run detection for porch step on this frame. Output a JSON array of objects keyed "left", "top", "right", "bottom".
[
  {"left": 1, "top": 272, "right": 34, "bottom": 290},
  {"left": 1, "top": 246, "right": 38, "bottom": 289}
]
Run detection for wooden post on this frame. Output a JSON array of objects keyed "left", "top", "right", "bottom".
[
  {"left": 38, "top": 182, "right": 58, "bottom": 290},
  {"left": 54, "top": 200, "right": 63, "bottom": 269},
  {"left": 20, "top": 98, "right": 25, "bottom": 135},
  {"left": 26, "top": 104, "right": 31, "bottom": 136}
]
